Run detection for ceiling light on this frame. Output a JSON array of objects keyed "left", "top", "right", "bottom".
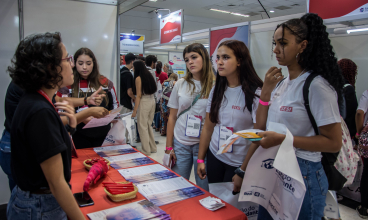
[
  {"left": 231, "top": 12, "right": 250, "bottom": 17},
  {"left": 210, "top": 8, "right": 231, "bottom": 14},
  {"left": 103, "top": 34, "right": 108, "bottom": 39},
  {"left": 149, "top": 0, "right": 157, "bottom": 2},
  {"left": 347, "top": 28, "right": 368, "bottom": 34},
  {"left": 270, "top": 10, "right": 275, "bottom": 13},
  {"left": 158, "top": 14, "right": 161, "bottom": 18}
]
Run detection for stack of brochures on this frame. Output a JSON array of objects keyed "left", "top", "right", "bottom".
[
  {"left": 87, "top": 199, "right": 171, "bottom": 220},
  {"left": 104, "top": 152, "right": 155, "bottom": 169},
  {"left": 94, "top": 145, "right": 136, "bottom": 157},
  {"left": 119, "top": 164, "right": 178, "bottom": 184},
  {"left": 199, "top": 196, "right": 225, "bottom": 211}
]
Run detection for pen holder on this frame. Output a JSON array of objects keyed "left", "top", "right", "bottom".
[
  {"left": 83, "top": 158, "right": 110, "bottom": 171},
  {"left": 104, "top": 182, "right": 138, "bottom": 202}
]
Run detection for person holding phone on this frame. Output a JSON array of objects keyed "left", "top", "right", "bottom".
[{"left": 7, "top": 32, "right": 84, "bottom": 220}]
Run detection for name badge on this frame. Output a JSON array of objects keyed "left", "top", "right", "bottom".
[
  {"left": 76, "top": 105, "right": 88, "bottom": 113},
  {"left": 219, "top": 126, "right": 234, "bottom": 152},
  {"left": 185, "top": 115, "right": 202, "bottom": 137}
]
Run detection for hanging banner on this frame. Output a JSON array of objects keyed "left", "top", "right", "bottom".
[
  {"left": 169, "top": 52, "right": 186, "bottom": 77},
  {"left": 120, "top": 34, "right": 144, "bottom": 54},
  {"left": 160, "top": 10, "right": 183, "bottom": 45},
  {"left": 210, "top": 25, "right": 249, "bottom": 72},
  {"left": 308, "top": 0, "right": 368, "bottom": 19}
]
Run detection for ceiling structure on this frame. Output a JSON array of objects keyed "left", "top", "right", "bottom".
[{"left": 133, "top": 0, "right": 307, "bottom": 23}]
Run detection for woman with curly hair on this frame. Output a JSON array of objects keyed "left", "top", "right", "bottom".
[
  {"left": 249, "top": 13, "right": 344, "bottom": 220},
  {"left": 58, "top": 48, "right": 119, "bottom": 149},
  {"left": 7, "top": 32, "right": 84, "bottom": 219},
  {"left": 337, "top": 58, "right": 358, "bottom": 137}
]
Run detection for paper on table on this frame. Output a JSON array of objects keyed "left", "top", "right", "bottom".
[
  {"left": 238, "top": 122, "right": 306, "bottom": 220},
  {"left": 104, "top": 152, "right": 145, "bottom": 162},
  {"left": 209, "top": 182, "right": 258, "bottom": 220},
  {"left": 83, "top": 106, "right": 123, "bottom": 129},
  {"left": 94, "top": 144, "right": 133, "bottom": 152},
  {"left": 119, "top": 164, "right": 167, "bottom": 178},
  {"left": 216, "top": 129, "right": 264, "bottom": 155},
  {"left": 137, "top": 177, "right": 192, "bottom": 197}
]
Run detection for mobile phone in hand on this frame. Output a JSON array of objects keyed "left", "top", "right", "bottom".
[{"left": 73, "top": 191, "right": 94, "bottom": 207}]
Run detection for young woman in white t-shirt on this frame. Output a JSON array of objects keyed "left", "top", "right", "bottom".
[
  {"left": 166, "top": 43, "right": 214, "bottom": 191},
  {"left": 196, "top": 40, "right": 263, "bottom": 185},
  {"left": 250, "top": 14, "right": 344, "bottom": 220}
]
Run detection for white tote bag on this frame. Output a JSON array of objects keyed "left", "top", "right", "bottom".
[
  {"left": 239, "top": 122, "right": 306, "bottom": 220},
  {"left": 156, "top": 81, "right": 163, "bottom": 101},
  {"left": 102, "top": 118, "right": 127, "bottom": 146}
]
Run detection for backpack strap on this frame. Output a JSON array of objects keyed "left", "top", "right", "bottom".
[
  {"left": 302, "top": 73, "right": 319, "bottom": 135},
  {"left": 245, "top": 85, "right": 258, "bottom": 113},
  {"left": 276, "top": 77, "right": 286, "bottom": 88}
]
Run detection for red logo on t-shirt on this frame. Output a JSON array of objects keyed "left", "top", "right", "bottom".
[
  {"left": 232, "top": 105, "right": 241, "bottom": 110},
  {"left": 280, "top": 106, "right": 293, "bottom": 112}
]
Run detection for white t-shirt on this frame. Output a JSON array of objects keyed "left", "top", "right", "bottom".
[
  {"left": 206, "top": 86, "right": 261, "bottom": 167},
  {"left": 268, "top": 71, "right": 341, "bottom": 162},
  {"left": 357, "top": 90, "right": 368, "bottom": 125},
  {"left": 168, "top": 78, "right": 209, "bottom": 145}
]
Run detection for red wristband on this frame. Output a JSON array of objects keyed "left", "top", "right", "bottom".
[
  {"left": 197, "top": 159, "right": 204, "bottom": 163},
  {"left": 259, "top": 99, "right": 269, "bottom": 106},
  {"left": 166, "top": 147, "right": 173, "bottom": 151},
  {"left": 356, "top": 132, "right": 360, "bottom": 136}
]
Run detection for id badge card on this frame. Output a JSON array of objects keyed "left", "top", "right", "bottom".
[
  {"left": 185, "top": 115, "right": 202, "bottom": 137},
  {"left": 218, "top": 126, "right": 234, "bottom": 152},
  {"left": 76, "top": 105, "right": 88, "bottom": 113}
]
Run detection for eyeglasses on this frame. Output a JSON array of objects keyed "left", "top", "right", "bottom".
[{"left": 61, "top": 55, "right": 74, "bottom": 65}]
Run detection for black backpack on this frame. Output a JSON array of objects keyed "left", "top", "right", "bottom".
[{"left": 303, "top": 73, "right": 347, "bottom": 191}]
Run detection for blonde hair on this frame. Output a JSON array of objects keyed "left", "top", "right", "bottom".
[{"left": 182, "top": 43, "right": 214, "bottom": 98}]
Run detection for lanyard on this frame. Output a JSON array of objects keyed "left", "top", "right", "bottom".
[
  {"left": 220, "top": 88, "right": 242, "bottom": 126},
  {"left": 77, "top": 80, "right": 90, "bottom": 98},
  {"left": 37, "top": 90, "right": 57, "bottom": 112}
]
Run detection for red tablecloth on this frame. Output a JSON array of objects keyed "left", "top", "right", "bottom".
[{"left": 71, "top": 148, "right": 247, "bottom": 220}]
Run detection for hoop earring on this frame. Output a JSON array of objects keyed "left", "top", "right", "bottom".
[{"left": 296, "top": 53, "right": 299, "bottom": 59}]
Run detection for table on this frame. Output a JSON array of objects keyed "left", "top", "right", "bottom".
[{"left": 71, "top": 148, "right": 247, "bottom": 220}]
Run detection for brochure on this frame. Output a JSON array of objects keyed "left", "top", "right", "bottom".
[
  {"left": 119, "top": 164, "right": 178, "bottom": 184},
  {"left": 94, "top": 144, "right": 136, "bottom": 157},
  {"left": 104, "top": 153, "right": 155, "bottom": 169},
  {"left": 83, "top": 106, "right": 123, "bottom": 129}
]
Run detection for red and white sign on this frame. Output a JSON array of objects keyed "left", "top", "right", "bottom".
[
  {"left": 308, "top": 0, "right": 368, "bottom": 19},
  {"left": 160, "top": 10, "right": 183, "bottom": 44}
]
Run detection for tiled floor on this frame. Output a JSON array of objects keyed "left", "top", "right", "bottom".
[{"left": 133, "top": 128, "right": 364, "bottom": 220}]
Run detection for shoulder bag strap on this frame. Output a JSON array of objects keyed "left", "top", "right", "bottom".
[{"left": 177, "top": 93, "right": 202, "bottom": 119}]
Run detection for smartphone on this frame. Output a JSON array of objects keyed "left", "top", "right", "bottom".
[{"left": 73, "top": 191, "right": 94, "bottom": 207}]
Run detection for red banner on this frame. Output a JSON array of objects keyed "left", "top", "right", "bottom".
[
  {"left": 308, "top": 0, "right": 368, "bottom": 19},
  {"left": 160, "top": 10, "right": 183, "bottom": 44}
]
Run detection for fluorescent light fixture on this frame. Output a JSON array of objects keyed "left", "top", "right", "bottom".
[
  {"left": 149, "top": 0, "right": 157, "bottom": 2},
  {"left": 83, "top": 38, "right": 87, "bottom": 42},
  {"left": 347, "top": 28, "right": 368, "bottom": 34},
  {"left": 158, "top": 14, "right": 161, "bottom": 18},
  {"left": 210, "top": 8, "right": 230, "bottom": 14},
  {"left": 270, "top": 10, "right": 275, "bottom": 13},
  {"left": 231, "top": 12, "right": 250, "bottom": 17}
]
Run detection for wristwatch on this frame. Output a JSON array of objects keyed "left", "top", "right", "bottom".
[
  {"left": 234, "top": 167, "right": 245, "bottom": 179},
  {"left": 65, "top": 124, "right": 76, "bottom": 135}
]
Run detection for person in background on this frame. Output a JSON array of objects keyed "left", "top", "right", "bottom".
[
  {"left": 7, "top": 32, "right": 84, "bottom": 220},
  {"left": 166, "top": 43, "right": 214, "bottom": 191},
  {"left": 250, "top": 13, "right": 343, "bottom": 220},
  {"left": 160, "top": 73, "right": 178, "bottom": 136},
  {"left": 58, "top": 47, "right": 119, "bottom": 149},
  {"left": 156, "top": 61, "right": 168, "bottom": 84},
  {"left": 163, "top": 63, "right": 174, "bottom": 78},
  {"left": 145, "top": 55, "right": 158, "bottom": 81},
  {"left": 337, "top": 58, "right": 358, "bottom": 138},
  {"left": 153, "top": 61, "right": 168, "bottom": 131},
  {"left": 131, "top": 60, "right": 157, "bottom": 156},
  {"left": 137, "top": 56, "right": 145, "bottom": 62},
  {"left": 197, "top": 40, "right": 263, "bottom": 189},
  {"left": 120, "top": 54, "right": 124, "bottom": 69},
  {"left": 120, "top": 53, "right": 136, "bottom": 113},
  {"left": 355, "top": 89, "right": 368, "bottom": 218}
]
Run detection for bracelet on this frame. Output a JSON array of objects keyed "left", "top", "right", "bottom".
[
  {"left": 356, "top": 132, "right": 360, "bottom": 136},
  {"left": 259, "top": 99, "right": 269, "bottom": 106},
  {"left": 166, "top": 147, "right": 173, "bottom": 151},
  {"left": 84, "top": 96, "right": 88, "bottom": 105},
  {"left": 197, "top": 159, "right": 204, "bottom": 163}
]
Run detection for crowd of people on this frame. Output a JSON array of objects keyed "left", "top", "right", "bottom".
[{"left": 0, "top": 12, "right": 367, "bottom": 220}]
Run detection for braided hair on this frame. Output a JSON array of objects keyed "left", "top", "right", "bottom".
[
  {"left": 338, "top": 58, "right": 357, "bottom": 88},
  {"left": 273, "top": 13, "right": 344, "bottom": 105}
]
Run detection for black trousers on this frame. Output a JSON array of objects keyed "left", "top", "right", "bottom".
[
  {"left": 72, "top": 132, "right": 106, "bottom": 149},
  {"left": 207, "top": 149, "right": 237, "bottom": 183},
  {"left": 361, "top": 157, "right": 368, "bottom": 208}
]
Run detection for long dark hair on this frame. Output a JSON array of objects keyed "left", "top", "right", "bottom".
[
  {"left": 8, "top": 32, "right": 63, "bottom": 91},
  {"left": 338, "top": 58, "right": 357, "bottom": 88},
  {"left": 209, "top": 40, "right": 263, "bottom": 123},
  {"left": 132, "top": 60, "right": 157, "bottom": 95},
  {"left": 273, "top": 13, "right": 344, "bottom": 105},
  {"left": 183, "top": 43, "right": 214, "bottom": 98},
  {"left": 156, "top": 61, "right": 162, "bottom": 75}
]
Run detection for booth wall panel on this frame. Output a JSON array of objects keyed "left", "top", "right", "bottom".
[
  {"left": 0, "top": 0, "right": 19, "bottom": 205},
  {"left": 120, "top": 10, "right": 153, "bottom": 41},
  {"left": 23, "top": 0, "right": 118, "bottom": 87}
]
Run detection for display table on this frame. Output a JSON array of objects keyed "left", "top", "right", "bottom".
[{"left": 71, "top": 148, "right": 247, "bottom": 220}]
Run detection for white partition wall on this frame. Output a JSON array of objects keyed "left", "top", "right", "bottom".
[
  {"left": 23, "top": 0, "right": 118, "bottom": 86},
  {"left": 0, "top": 0, "right": 19, "bottom": 205}
]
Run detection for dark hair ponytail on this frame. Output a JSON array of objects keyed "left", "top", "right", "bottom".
[
  {"left": 156, "top": 61, "right": 162, "bottom": 75},
  {"left": 276, "top": 13, "right": 344, "bottom": 105}
]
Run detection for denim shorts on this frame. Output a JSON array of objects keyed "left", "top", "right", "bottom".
[
  {"left": 258, "top": 157, "right": 328, "bottom": 220},
  {"left": 7, "top": 186, "right": 67, "bottom": 220}
]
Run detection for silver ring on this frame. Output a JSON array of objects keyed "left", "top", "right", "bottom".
[{"left": 274, "top": 75, "right": 278, "bottom": 79}]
